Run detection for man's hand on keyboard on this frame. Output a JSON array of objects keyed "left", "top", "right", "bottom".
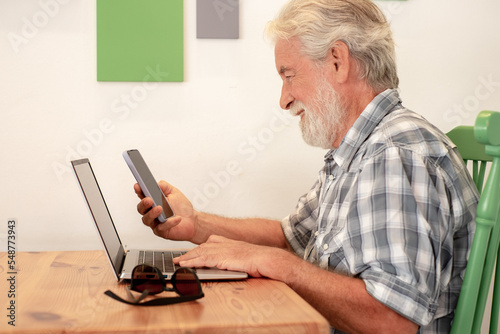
[{"left": 173, "top": 235, "right": 295, "bottom": 279}]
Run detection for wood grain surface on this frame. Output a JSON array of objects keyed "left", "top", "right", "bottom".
[{"left": 0, "top": 250, "right": 329, "bottom": 334}]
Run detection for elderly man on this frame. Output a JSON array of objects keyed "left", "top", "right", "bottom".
[{"left": 136, "top": 0, "right": 478, "bottom": 333}]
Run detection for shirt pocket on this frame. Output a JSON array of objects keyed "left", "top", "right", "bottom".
[{"left": 318, "top": 212, "right": 350, "bottom": 274}]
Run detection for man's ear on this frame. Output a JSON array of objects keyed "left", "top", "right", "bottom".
[{"left": 328, "top": 41, "right": 351, "bottom": 84}]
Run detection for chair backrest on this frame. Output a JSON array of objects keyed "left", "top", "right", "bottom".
[
  {"left": 449, "top": 110, "right": 500, "bottom": 334},
  {"left": 447, "top": 124, "right": 493, "bottom": 193}
]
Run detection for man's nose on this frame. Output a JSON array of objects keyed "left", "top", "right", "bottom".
[{"left": 280, "top": 84, "right": 294, "bottom": 110}]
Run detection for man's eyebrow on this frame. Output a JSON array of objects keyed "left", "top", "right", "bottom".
[{"left": 279, "top": 66, "right": 290, "bottom": 74}]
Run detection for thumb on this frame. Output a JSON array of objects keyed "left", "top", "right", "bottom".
[{"left": 158, "top": 180, "right": 175, "bottom": 196}]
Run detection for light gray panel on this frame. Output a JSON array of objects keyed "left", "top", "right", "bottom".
[{"left": 197, "top": 0, "right": 239, "bottom": 39}]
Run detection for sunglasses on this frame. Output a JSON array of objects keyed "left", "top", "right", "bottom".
[{"left": 105, "top": 264, "right": 204, "bottom": 306}]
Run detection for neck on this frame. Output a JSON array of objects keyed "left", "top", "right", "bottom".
[{"left": 331, "top": 83, "right": 381, "bottom": 148}]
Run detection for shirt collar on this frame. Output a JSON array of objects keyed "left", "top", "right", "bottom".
[{"left": 324, "top": 88, "right": 403, "bottom": 169}]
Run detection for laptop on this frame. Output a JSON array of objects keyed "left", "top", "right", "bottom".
[{"left": 71, "top": 158, "right": 248, "bottom": 281}]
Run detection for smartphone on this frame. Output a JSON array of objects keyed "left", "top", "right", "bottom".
[{"left": 122, "top": 149, "right": 174, "bottom": 223}]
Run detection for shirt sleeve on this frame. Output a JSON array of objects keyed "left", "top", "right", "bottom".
[
  {"left": 343, "top": 146, "right": 474, "bottom": 326},
  {"left": 281, "top": 177, "right": 322, "bottom": 258}
]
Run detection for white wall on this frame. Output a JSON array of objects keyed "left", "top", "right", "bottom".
[{"left": 1, "top": 0, "right": 500, "bottom": 254}]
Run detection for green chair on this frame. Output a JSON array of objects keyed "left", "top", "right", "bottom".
[
  {"left": 448, "top": 110, "right": 500, "bottom": 334},
  {"left": 447, "top": 122, "right": 493, "bottom": 194}
]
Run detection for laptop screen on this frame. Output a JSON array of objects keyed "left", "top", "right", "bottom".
[{"left": 71, "top": 159, "right": 124, "bottom": 279}]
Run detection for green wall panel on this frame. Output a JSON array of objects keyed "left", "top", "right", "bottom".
[{"left": 97, "top": 0, "right": 183, "bottom": 82}]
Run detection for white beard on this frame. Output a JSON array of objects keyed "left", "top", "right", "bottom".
[{"left": 290, "top": 76, "right": 347, "bottom": 149}]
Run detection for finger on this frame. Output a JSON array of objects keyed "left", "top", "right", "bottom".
[
  {"left": 141, "top": 205, "right": 163, "bottom": 228},
  {"left": 137, "top": 197, "right": 154, "bottom": 215},
  {"left": 134, "top": 183, "right": 145, "bottom": 199},
  {"left": 174, "top": 236, "right": 233, "bottom": 263},
  {"left": 173, "top": 246, "right": 204, "bottom": 264},
  {"left": 175, "top": 251, "right": 211, "bottom": 268},
  {"left": 153, "top": 215, "right": 182, "bottom": 233}
]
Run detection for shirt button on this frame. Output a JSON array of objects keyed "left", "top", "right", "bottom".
[
  {"left": 323, "top": 244, "right": 329, "bottom": 250},
  {"left": 328, "top": 175, "right": 334, "bottom": 181}
]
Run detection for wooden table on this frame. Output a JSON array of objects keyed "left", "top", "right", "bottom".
[{"left": 0, "top": 250, "right": 329, "bottom": 333}]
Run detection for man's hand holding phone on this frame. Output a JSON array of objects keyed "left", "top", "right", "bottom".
[
  {"left": 123, "top": 149, "right": 198, "bottom": 242},
  {"left": 123, "top": 149, "right": 174, "bottom": 223},
  {"left": 135, "top": 180, "right": 198, "bottom": 243}
]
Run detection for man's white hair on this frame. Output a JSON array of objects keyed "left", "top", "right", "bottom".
[{"left": 266, "top": 0, "right": 399, "bottom": 91}]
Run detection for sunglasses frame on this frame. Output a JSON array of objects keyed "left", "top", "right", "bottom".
[{"left": 105, "top": 265, "right": 204, "bottom": 307}]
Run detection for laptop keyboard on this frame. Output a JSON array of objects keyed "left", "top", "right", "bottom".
[{"left": 138, "top": 250, "right": 186, "bottom": 273}]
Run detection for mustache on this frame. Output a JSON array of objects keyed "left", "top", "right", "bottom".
[{"left": 289, "top": 101, "right": 306, "bottom": 117}]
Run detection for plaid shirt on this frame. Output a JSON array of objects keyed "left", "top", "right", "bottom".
[{"left": 282, "top": 89, "right": 478, "bottom": 333}]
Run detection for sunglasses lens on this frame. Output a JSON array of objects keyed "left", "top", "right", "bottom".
[
  {"left": 173, "top": 268, "right": 201, "bottom": 296},
  {"left": 131, "top": 264, "right": 164, "bottom": 294}
]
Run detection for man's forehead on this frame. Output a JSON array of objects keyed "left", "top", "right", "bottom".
[
  {"left": 275, "top": 38, "right": 301, "bottom": 55},
  {"left": 274, "top": 38, "right": 303, "bottom": 71}
]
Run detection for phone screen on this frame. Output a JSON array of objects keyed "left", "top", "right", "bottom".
[{"left": 123, "top": 150, "right": 174, "bottom": 222}]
